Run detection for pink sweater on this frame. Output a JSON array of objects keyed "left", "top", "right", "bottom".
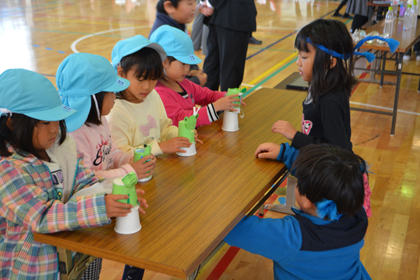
[
  {"left": 155, "top": 79, "right": 225, "bottom": 127},
  {"left": 70, "top": 117, "right": 135, "bottom": 179}
]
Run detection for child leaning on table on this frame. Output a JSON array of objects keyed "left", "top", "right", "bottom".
[
  {"left": 225, "top": 144, "right": 371, "bottom": 280},
  {"left": 0, "top": 69, "right": 148, "bottom": 280},
  {"left": 150, "top": 25, "right": 244, "bottom": 127}
]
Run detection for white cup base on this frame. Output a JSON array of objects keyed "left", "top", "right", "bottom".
[
  {"left": 222, "top": 110, "right": 239, "bottom": 132},
  {"left": 114, "top": 205, "right": 142, "bottom": 235},
  {"left": 137, "top": 175, "right": 152, "bottom": 182},
  {"left": 177, "top": 143, "right": 196, "bottom": 157}
]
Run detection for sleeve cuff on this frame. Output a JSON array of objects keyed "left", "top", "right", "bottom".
[{"left": 207, "top": 103, "right": 219, "bottom": 122}]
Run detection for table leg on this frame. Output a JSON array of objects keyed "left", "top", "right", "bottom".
[
  {"left": 57, "top": 247, "right": 97, "bottom": 280},
  {"left": 391, "top": 52, "right": 403, "bottom": 135},
  {"left": 264, "top": 176, "right": 296, "bottom": 215}
]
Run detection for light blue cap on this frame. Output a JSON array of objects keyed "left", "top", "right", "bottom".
[
  {"left": 111, "top": 35, "right": 167, "bottom": 69},
  {"left": 150, "top": 25, "right": 202, "bottom": 65},
  {"left": 56, "top": 53, "right": 130, "bottom": 132},
  {"left": 0, "top": 69, "right": 76, "bottom": 121}
]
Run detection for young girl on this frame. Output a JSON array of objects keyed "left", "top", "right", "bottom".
[
  {"left": 149, "top": 0, "right": 207, "bottom": 86},
  {"left": 226, "top": 144, "right": 371, "bottom": 280},
  {"left": 150, "top": 25, "right": 244, "bottom": 127},
  {"left": 109, "top": 35, "right": 192, "bottom": 157},
  {"left": 57, "top": 53, "right": 156, "bottom": 180},
  {"left": 0, "top": 69, "right": 147, "bottom": 280},
  {"left": 255, "top": 19, "right": 371, "bottom": 217}
]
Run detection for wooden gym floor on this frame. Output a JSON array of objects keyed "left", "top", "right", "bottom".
[{"left": 1, "top": 0, "right": 420, "bottom": 279}]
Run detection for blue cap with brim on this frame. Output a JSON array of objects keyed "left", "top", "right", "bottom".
[
  {"left": 0, "top": 69, "right": 76, "bottom": 121},
  {"left": 150, "top": 25, "right": 202, "bottom": 65},
  {"left": 57, "top": 53, "right": 130, "bottom": 132},
  {"left": 112, "top": 35, "right": 167, "bottom": 70}
]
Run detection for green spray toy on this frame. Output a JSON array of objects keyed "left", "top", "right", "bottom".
[
  {"left": 177, "top": 108, "right": 198, "bottom": 156},
  {"left": 112, "top": 172, "right": 139, "bottom": 207},
  {"left": 134, "top": 144, "right": 152, "bottom": 181},
  {"left": 226, "top": 87, "right": 246, "bottom": 113}
]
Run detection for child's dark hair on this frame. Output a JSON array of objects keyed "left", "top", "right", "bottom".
[
  {"left": 291, "top": 144, "right": 366, "bottom": 216},
  {"left": 117, "top": 47, "right": 163, "bottom": 100},
  {"left": 295, "top": 19, "right": 357, "bottom": 104},
  {"left": 85, "top": 91, "right": 107, "bottom": 126},
  {"left": 0, "top": 114, "right": 67, "bottom": 159},
  {"left": 156, "top": 0, "right": 180, "bottom": 14}
]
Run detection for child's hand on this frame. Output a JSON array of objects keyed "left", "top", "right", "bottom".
[
  {"left": 254, "top": 143, "right": 281, "bottom": 160},
  {"left": 188, "top": 70, "right": 207, "bottom": 86},
  {"left": 204, "top": 6, "right": 214, "bottom": 16},
  {"left": 104, "top": 194, "right": 133, "bottom": 218},
  {"left": 194, "top": 129, "right": 203, "bottom": 144},
  {"left": 271, "top": 120, "right": 297, "bottom": 141},
  {"left": 159, "top": 137, "right": 191, "bottom": 154},
  {"left": 136, "top": 189, "right": 148, "bottom": 215},
  {"left": 213, "top": 94, "right": 242, "bottom": 112},
  {"left": 130, "top": 155, "right": 156, "bottom": 179}
]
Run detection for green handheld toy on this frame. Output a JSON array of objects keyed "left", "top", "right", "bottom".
[
  {"left": 112, "top": 172, "right": 139, "bottom": 207},
  {"left": 226, "top": 87, "right": 245, "bottom": 112},
  {"left": 178, "top": 114, "right": 198, "bottom": 144},
  {"left": 134, "top": 144, "right": 152, "bottom": 181}
]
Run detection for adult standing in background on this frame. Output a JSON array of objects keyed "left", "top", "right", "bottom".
[
  {"left": 346, "top": 0, "right": 370, "bottom": 33},
  {"left": 202, "top": 0, "right": 257, "bottom": 91}
]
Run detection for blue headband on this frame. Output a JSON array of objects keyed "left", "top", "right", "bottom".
[
  {"left": 315, "top": 198, "right": 343, "bottom": 221},
  {"left": 306, "top": 36, "right": 400, "bottom": 63}
]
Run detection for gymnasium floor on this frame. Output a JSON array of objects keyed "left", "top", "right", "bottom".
[{"left": 1, "top": 0, "right": 420, "bottom": 279}]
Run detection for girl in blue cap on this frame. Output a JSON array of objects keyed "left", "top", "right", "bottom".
[
  {"left": 150, "top": 25, "right": 245, "bottom": 128},
  {"left": 57, "top": 53, "right": 156, "bottom": 181},
  {"left": 110, "top": 35, "right": 198, "bottom": 157},
  {"left": 0, "top": 69, "right": 148, "bottom": 280}
]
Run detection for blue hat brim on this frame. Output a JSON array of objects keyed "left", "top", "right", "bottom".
[
  {"left": 102, "top": 76, "right": 130, "bottom": 93},
  {"left": 25, "top": 104, "right": 77, "bottom": 122},
  {"left": 175, "top": 54, "right": 202, "bottom": 65}
]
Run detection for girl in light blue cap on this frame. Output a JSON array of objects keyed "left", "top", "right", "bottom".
[
  {"left": 110, "top": 34, "right": 197, "bottom": 157},
  {"left": 0, "top": 69, "right": 147, "bottom": 280},
  {"left": 150, "top": 25, "right": 245, "bottom": 128},
  {"left": 56, "top": 53, "right": 155, "bottom": 280}
]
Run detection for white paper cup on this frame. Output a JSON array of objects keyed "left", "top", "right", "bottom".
[
  {"left": 138, "top": 174, "right": 152, "bottom": 182},
  {"left": 177, "top": 143, "right": 196, "bottom": 156},
  {"left": 222, "top": 110, "right": 239, "bottom": 132},
  {"left": 114, "top": 205, "right": 142, "bottom": 234}
]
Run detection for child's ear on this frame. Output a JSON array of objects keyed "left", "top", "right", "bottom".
[
  {"left": 6, "top": 117, "right": 13, "bottom": 131},
  {"left": 301, "top": 196, "right": 314, "bottom": 209},
  {"left": 117, "top": 66, "right": 124, "bottom": 78},
  {"left": 330, "top": 57, "right": 337, "bottom": 69},
  {"left": 162, "top": 58, "right": 169, "bottom": 68},
  {"left": 163, "top": 0, "right": 176, "bottom": 14}
]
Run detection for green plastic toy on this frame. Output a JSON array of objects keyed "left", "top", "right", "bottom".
[
  {"left": 178, "top": 114, "right": 198, "bottom": 143},
  {"left": 134, "top": 144, "right": 151, "bottom": 162},
  {"left": 226, "top": 87, "right": 245, "bottom": 111},
  {"left": 112, "top": 172, "right": 139, "bottom": 207}
]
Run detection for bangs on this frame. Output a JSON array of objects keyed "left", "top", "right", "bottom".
[
  {"left": 294, "top": 33, "right": 311, "bottom": 53},
  {"left": 120, "top": 47, "right": 163, "bottom": 81}
]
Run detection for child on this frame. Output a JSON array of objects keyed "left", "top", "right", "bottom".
[
  {"left": 57, "top": 53, "right": 156, "bottom": 180},
  {"left": 149, "top": 0, "right": 207, "bottom": 86},
  {"left": 0, "top": 69, "right": 148, "bottom": 280},
  {"left": 150, "top": 25, "right": 244, "bottom": 127},
  {"left": 225, "top": 144, "right": 371, "bottom": 280},
  {"left": 109, "top": 35, "right": 192, "bottom": 156},
  {"left": 255, "top": 19, "right": 371, "bottom": 217}
]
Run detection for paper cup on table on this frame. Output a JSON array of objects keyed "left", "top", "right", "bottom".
[
  {"left": 114, "top": 205, "right": 142, "bottom": 234},
  {"left": 177, "top": 143, "right": 197, "bottom": 156},
  {"left": 222, "top": 110, "right": 239, "bottom": 132}
]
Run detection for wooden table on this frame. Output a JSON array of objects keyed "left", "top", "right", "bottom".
[
  {"left": 34, "top": 88, "right": 307, "bottom": 279},
  {"left": 353, "top": 18, "right": 420, "bottom": 135}
]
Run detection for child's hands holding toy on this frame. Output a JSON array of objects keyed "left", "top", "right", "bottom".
[
  {"left": 271, "top": 120, "right": 297, "bottom": 141},
  {"left": 105, "top": 189, "right": 148, "bottom": 218},
  {"left": 159, "top": 137, "right": 192, "bottom": 154},
  {"left": 130, "top": 155, "right": 156, "bottom": 179},
  {"left": 254, "top": 143, "right": 281, "bottom": 160},
  {"left": 213, "top": 94, "right": 246, "bottom": 112}
]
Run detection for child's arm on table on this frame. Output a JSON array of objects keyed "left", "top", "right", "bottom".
[{"left": 255, "top": 143, "right": 299, "bottom": 175}]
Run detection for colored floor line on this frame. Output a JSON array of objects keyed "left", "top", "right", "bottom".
[{"left": 246, "top": 31, "right": 297, "bottom": 61}]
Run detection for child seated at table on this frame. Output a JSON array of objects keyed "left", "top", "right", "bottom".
[
  {"left": 0, "top": 69, "right": 148, "bottom": 280},
  {"left": 150, "top": 25, "right": 244, "bottom": 127},
  {"left": 225, "top": 144, "right": 371, "bottom": 280}
]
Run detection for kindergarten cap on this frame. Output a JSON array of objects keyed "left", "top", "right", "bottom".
[
  {"left": 0, "top": 69, "right": 76, "bottom": 121},
  {"left": 150, "top": 25, "right": 202, "bottom": 65},
  {"left": 111, "top": 35, "right": 167, "bottom": 69},
  {"left": 56, "top": 53, "right": 130, "bottom": 132}
]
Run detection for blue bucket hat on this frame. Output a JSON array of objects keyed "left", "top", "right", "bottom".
[
  {"left": 150, "top": 25, "right": 202, "bottom": 65},
  {"left": 57, "top": 53, "right": 130, "bottom": 132},
  {"left": 0, "top": 69, "right": 76, "bottom": 121},
  {"left": 111, "top": 35, "right": 167, "bottom": 69}
]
